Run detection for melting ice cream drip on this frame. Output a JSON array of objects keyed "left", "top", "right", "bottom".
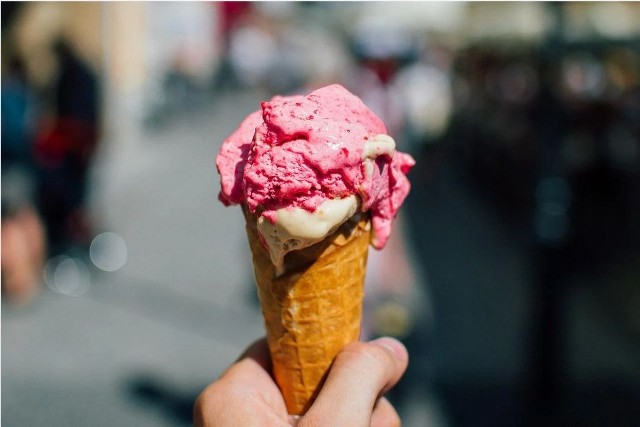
[{"left": 257, "top": 195, "right": 359, "bottom": 275}]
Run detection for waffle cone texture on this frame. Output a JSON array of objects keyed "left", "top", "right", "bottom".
[{"left": 244, "top": 208, "right": 371, "bottom": 415}]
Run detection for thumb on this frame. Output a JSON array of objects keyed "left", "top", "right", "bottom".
[{"left": 300, "top": 337, "right": 408, "bottom": 427}]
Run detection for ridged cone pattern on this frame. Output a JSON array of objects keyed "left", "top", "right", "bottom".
[{"left": 244, "top": 210, "right": 370, "bottom": 415}]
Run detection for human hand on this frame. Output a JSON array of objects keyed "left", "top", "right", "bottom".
[{"left": 194, "top": 336, "right": 409, "bottom": 427}]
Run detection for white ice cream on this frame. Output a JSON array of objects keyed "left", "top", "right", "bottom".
[{"left": 257, "top": 195, "right": 359, "bottom": 275}]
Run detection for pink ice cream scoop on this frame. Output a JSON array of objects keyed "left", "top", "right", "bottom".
[{"left": 216, "top": 84, "right": 414, "bottom": 250}]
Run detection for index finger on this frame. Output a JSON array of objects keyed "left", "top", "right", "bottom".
[{"left": 194, "top": 338, "right": 287, "bottom": 426}]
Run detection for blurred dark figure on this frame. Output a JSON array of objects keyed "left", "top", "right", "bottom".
[
  {"left": 34, "top": 39, "right": 101, "bottom": 256},
  {"left": 1, "top": 54, "right": 46, "bottom": 304},
  {"left": 2, "top": 56, "right": 34, "bottom": 172},
  {"left": 146, "top": 49, "right": 207, "bottom": 129},
  {"left": 212, "top": 1, "right": 254, "bottom": 91},
  {"left": 219, "top": 2, "right": 253, "bottom": 49}
]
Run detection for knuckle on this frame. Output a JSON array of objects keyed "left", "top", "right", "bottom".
[
  {"left": 195, "top": 382, "right": 224, "bottom": 411},
  {"left": 192, "top": 392, "right": 208, "bottom": 426},
  {"left": 194, "top": 384, "right": 214, "bottom": 411},
  {"left": 193, "top": 381, "right": 241, "bottom": 426}
]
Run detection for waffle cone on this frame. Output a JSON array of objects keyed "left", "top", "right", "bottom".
[{"left": 244, "top": 208, "right": 371, "bottom": 415}]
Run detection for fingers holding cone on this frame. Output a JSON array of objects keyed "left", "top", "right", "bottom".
[{"left": 300, "top": 337, "right": 408, "bottom": 427}]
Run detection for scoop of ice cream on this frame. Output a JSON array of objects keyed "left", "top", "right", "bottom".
[{"left": 216, "top": 84, "right": 414, "bottom": 260}]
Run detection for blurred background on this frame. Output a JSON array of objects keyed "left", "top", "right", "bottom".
[{"left": 2, "top": 2, "right": 640, "bottom": 426}]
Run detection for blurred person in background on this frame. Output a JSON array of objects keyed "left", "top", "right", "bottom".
[
  {"left": 224, "top": 4, "right": 279, "bottom": 92},
  {"left": 1, "top": 49, "right": 46, "bottom": 305},
  {"left": 213, "top": 1, "right": 254, "bottom": 91},
  {"left": 219, "top": 2, "right": 350, "bottom": 96},
  {"left": 33, "top": 38, "right": 101, "bottom": 257}
]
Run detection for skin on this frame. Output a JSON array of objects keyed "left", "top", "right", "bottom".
[
  {"left": 1, "top": 207, "right": 46, "bottom": 305},
  {"left": 194, "top": 337, "right": 409, "bottom": 427}
]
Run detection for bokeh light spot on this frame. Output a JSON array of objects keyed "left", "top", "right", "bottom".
[
  {"left": 90, "top": 232, "right": 128, "bottom": 272},
  {"left": 44, "top": 256, "right": 91, "bottom": 297}
]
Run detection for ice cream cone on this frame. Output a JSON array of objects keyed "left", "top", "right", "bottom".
[
  {"left": 244, "top": 207, "right": 371, "bottom": 415},
  {"left": 217, "top": 85, "right": 414, "bottom": 414}
]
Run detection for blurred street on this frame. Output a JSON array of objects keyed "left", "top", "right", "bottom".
[{"left": 3, "top": 2, "right": 640, "bottom": 426}]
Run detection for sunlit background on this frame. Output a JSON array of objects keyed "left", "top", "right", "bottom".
[{"left": 2, "top": 2, "right": 640, "bottom": 426}]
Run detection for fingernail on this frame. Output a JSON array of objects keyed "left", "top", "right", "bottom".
[{"left": 369, "top": 337, "right": 407, "bottom": 360}]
